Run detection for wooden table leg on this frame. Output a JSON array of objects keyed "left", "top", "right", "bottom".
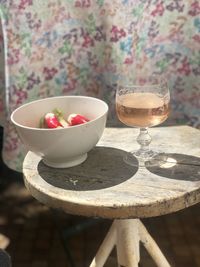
[
  {"left": 89, "top": 221, "right": 117, "bottom": 267},
  {"left": 138, "top": 220, "right": 171, "bottom": 267},
  {"left": 89, "top": 219, "right": 171, "bottom": 267},
  {"left": 116, "top": 219, "right": 140, "bottom": 267}
]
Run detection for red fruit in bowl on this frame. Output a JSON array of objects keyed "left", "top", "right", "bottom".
[
  {"left": 68, "top": 114, "right": 89, "bottom": 126},
  {"left": 44, "top": 113, "right": 62, "bottom": 128}
]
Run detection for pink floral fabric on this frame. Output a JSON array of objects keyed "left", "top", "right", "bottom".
[{"left": 0, "top": 0, "right": 200, "bottom": 171}]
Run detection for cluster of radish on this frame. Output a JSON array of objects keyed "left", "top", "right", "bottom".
[{"left": 40, "top": 109, "right": 90, "bottom": 129}]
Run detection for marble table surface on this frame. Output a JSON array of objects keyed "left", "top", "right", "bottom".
[{"left": 23, "top": 126, "right": 200, "bottom": 219}]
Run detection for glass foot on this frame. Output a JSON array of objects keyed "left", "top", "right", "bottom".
[
  {"left": 145, "top": 153, "right": 168, "bottom": 168},
  {"left": 124, "top": 151, "right": 167, "bottom": 168}
]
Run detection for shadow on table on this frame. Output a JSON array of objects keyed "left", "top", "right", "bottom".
[
  {"left": 146, "top": 153, "right": 200, "bottom": 181},
  {"left": 37, "top": 147, "right": 139, "bottom": 191}
]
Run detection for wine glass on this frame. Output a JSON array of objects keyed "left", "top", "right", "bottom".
[{"left": 116, "top": 75, "right": 170, "bottom": 167}]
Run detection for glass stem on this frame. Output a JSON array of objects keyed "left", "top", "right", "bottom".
[{"left": 136, "top": 128, "right": 151, "bottom": 154}]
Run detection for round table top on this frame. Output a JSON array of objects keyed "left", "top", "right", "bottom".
[{"left": 23, "top": 126, "right": 200, "bottom": 219}]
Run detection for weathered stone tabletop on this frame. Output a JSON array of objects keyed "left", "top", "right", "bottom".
[{"left": 23, "top": 125, "right": 200, "bottom": 219}]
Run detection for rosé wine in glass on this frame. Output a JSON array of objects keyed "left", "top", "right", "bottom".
[
  {"left": 116, "top": 92, "right": 170, "bottom": 128},
  {"left": 116, "top": 77, "right": 170, "bottom": 167}
]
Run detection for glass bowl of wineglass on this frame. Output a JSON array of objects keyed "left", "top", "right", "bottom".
[{"left": 116, "top": 75, "right": 170, "bottom": 167}]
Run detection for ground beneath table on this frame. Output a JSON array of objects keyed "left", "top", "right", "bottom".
[{"left": 0, "top": 165, "right": 200, "bottom": 267}]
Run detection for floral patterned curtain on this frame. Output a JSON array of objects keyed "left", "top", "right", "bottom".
[{"left": 0, "top": 0, "right": 200, "bottom": 172}]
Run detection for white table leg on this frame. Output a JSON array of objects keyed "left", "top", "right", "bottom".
[
  {"left": 89, "top": 221, "right": 117, "bottom": 267},
  {"left": 139, "top": 220, "right": 171, "bottom": 267},
  {"left": 116, "top": 219, "right": 140, "bottom": 267}
]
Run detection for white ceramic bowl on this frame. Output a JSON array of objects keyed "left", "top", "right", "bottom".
[{"left": 11, "top": 95, "right": 108, "bottom": 168}]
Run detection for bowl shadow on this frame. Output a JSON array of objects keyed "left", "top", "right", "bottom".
[
  {"left": 37, "top": 147, "right": 139, "bottom": 191},
  {"left": 146, "top": 153, "right": 200, "bottom": 181}
]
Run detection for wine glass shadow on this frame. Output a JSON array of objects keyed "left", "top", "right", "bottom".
[
  {"left": 37, "top": 147, "right": 139, "bottom": 191},
  {"left": 145, "top": 153, "right": 200, "bottom": 181}
]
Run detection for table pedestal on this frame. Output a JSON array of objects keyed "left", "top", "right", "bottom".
[{"left": 89, "top": 219, "right": 171, "bottom": 267}]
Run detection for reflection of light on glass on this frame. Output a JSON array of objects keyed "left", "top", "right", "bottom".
[{"left": 160, "top": 158, "right": 177, "bottom": 168}]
